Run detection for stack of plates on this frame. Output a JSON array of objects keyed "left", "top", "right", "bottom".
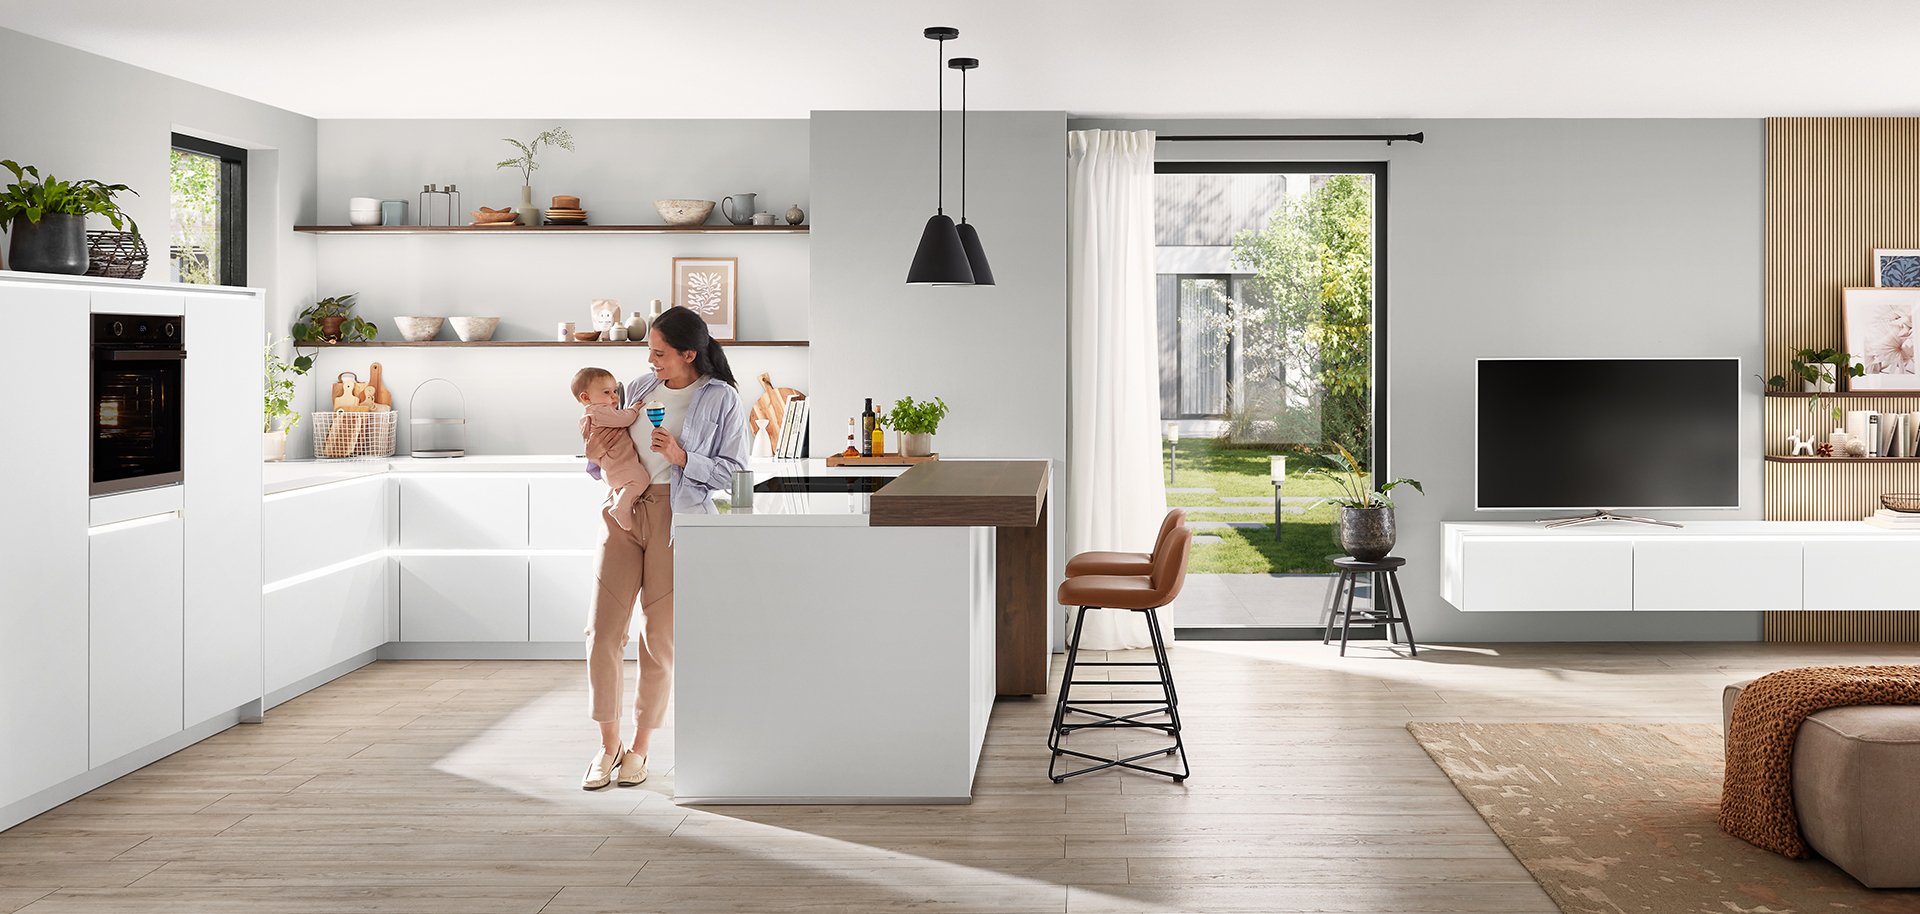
[{"left": 544, "top": 208, "right": 588, "bottom": 225}]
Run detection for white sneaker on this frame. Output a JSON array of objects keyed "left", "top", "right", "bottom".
[
  {"left": 582, "top": 746, "right": 623, "bottom": 791},
  {"left": 616, "top": 753, "right": 648, "bottom": 787}
]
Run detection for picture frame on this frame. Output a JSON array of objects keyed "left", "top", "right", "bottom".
[
  {"left": 1872, "top": 249, "right": 1920, "bottom": 287},
  {"left": 671, "top": 256, "right": 736, "bottom": 342},
  {"left": 1841, "top": 286, "right": 1920, "bottom": 391}
]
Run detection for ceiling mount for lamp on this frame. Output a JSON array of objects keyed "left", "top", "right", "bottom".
[
  {"left": 947, "top": 55, "right": 993, "bottom": 286},
  {"left": 906, "top": 25, "right": 974, "bottom": 286}
]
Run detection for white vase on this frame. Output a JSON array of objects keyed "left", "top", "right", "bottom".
[
  {"left": 1803, "top": 377, "right": 1836, "bottom": 393},
  {"left": 901, "top": 432, "right": 935, "bottom": 457},
  {"left": 263, "top": 429, "right": 287, "bottom": 462}
]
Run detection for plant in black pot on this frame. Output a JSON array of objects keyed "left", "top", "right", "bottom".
[
  {"left": 1304, "top": 443, "right": 1423, "bottom": 562},
  {"left": 0, "top": 160, "right": 138, "bottom": 275}
]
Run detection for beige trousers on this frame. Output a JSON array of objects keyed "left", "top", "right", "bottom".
[{"left": 586, "top": 483, "right": 674, "bottom": 725}]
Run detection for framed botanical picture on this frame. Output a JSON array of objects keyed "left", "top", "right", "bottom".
[
  {"left": 1873, "top": 249, "right": 1920, "bottom": 287},
  {"left": 671, "top": 256, "right": 736, "bottom": 342},
  {"left": 1841, "top": 286, "right": 1920, "bottom": 391}
]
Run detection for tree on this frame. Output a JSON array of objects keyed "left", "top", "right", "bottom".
[
  {"left": 169, "top": 150, "right": 220, "bottom": 285},
  {"left": 1224, "top": 174, "right": 1375, "bottom": 467}
]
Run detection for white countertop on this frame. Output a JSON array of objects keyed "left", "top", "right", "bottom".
[{"left": 263, "top": 454, "right": 593, "bottom": 495}]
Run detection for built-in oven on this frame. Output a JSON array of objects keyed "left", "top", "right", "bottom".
[{"left": 91, "top": 313, "right": 185, "bottom": 495}]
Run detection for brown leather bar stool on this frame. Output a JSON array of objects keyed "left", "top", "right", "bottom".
[
  {"left": 1063, "top": 509, "right": 1186, "bottom": 578},
  {"left": 1049, "top": 525, "right": 1194, "bottom": 782}
]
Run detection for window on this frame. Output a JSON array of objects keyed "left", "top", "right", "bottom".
[{"left": 169, "top": 134, "right": 246, "bottom": 286}]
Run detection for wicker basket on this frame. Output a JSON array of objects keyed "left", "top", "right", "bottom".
[
  {"left": 1882, "top": 493, "right": 1920, "bottom": 514},
  {"left": 84, "top": 230, "right": 149, "bottom": 279},
  {"left": 312, "top": 409, "right": 397, "bottom": 459}
]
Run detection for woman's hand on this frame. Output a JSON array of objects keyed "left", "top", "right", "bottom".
[{"left": 651, "top": 428, "right": 688, "bottom": 467}]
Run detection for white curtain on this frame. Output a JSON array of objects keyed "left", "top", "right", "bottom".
[{"left": 1066, "top": 129, "right": 1168, "bottom": 651}]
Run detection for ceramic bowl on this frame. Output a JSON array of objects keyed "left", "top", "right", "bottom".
[
  {"left": 448, "top": 316, "right": 499, "bottom": 342},
  {"left": 654, "top": 199, "right": 716, "bottom": 225},
  {"left": 393, "top": 316, "right": 443, "bottom": 342},
  {"left": 347, "top": 210, "right": 381, "bottom": 226},
  {"left": 573, "top": 330, "right": 602, "bottom": 342},
  {"left": 471, "top": 208, "right": 519, "bottom": 224}
]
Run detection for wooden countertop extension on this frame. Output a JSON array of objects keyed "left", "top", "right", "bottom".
[{"left": 869, "top": 460, "right": 1049, "bottom": 527}]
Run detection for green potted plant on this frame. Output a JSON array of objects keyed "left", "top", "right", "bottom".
[
  {"left": 1764, "top": 348, "right": 1862, "bottom": 423},
  {"left": 292, "top": 293, "right": 378, "bottom": 343},
  {"left": 1303, "top": 442, "right": 1423, "bottom": 561},
  {"left": 263, "top": 340, "right": 314, "bottom": 461},
  {"left": 0, "top": 160, "right": 138, "bottom": 275},
  {"left": 496, "top": 127, "right": 575, "bottom": 226},
  {"left": 887, "top": 395, "right": 949, "bottom": 457}
]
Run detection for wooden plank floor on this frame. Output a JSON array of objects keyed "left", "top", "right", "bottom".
[{"left": 4, "top": 640, "right": 1915, "bottom": 913}]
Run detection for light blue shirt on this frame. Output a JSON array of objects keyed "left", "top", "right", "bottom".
[{"left": 587, "top": 374, "right": 748, "bottom": 514}]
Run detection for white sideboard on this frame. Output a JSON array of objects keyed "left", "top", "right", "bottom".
[{"left": 1442, "top": 521, "right": 1920, "bottom": 612}]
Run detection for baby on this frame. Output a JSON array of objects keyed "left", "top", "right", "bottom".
[{"left": 572, "top": 367, "right": 647, "bottom": 531}]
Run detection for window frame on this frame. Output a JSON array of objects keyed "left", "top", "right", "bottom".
[{"left": 169, "top": 133, "right": 248, "bottom": 287}]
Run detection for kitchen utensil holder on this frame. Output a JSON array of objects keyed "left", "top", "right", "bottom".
[
  {"left": 408, "top": 377, "right": 467, "bottom": 458},
  {"left": 312, "top": 410, "right": 397, "bottom": 459}
]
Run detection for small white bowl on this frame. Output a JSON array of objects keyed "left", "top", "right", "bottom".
[
  {"left": 349, "top": 196, "right": 380, "bottom": 210},
  {"left": 347, "top": 211, "right": 381, "bottom": 226},
  {"left": 448, "top": 316, "right": 499, "bottom": 342},
  {"left": 393, "top": 316, "right": 444, "bottom": 342}
]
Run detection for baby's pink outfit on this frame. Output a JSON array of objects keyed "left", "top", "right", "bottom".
[{"left": 581, "top": 404, "right": 647, "bottom": 530}]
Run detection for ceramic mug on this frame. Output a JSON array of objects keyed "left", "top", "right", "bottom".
[
  {"left": 721, "top": 193, "right": 757, "bottom": 225},
  {"left": 751, "top": 212, "right": 776, "bottom": 225}
]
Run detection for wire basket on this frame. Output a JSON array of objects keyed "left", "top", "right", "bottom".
[
  {"left": 84, "top": 230, "right": 149, "bottom": 279},
  {"left": 312, "top": 409, "right": 397, "bottom": 459}
]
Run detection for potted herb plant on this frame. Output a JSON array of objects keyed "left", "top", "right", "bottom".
[
  {"left": 0, "top": 160, "right": 138, "bottom": 275},
  {"left": 1303, "top": 443, "right": 1423, "bottom": 561},
  {"left": 292, "top": 294, "right": 378, "bottom": 343},
  {"left": 495, "top": 127, "right": 575, "bottom": 226},
  {"left": 887, "top": 395, "right": 949, "bottom": 457},
  {"left": 263, "top": 340, "right": 314, "bottom": 461},
  {"left": 1765, "top": 348, "right": 1862, "bottom": 423}
]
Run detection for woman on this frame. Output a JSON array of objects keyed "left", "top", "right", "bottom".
[{"left": 581, "top": 306, "right": 747, "bottom": 790}]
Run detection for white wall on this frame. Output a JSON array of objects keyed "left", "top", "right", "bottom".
[
  {"left": 809, "top": 109, "right": 1069, "bottom": 625},
  {"left": 0, "top": 25, "right": 318, "bottom": 366},
  {"left": 310, "top": 119, "right": 811, "bottom": 456},
  {"left": 1074, "top": 117, "right": 1766, "bottom": 642}
]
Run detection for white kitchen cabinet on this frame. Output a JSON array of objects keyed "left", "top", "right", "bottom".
[
  {"left": 529, "top": 554, "right": 596, "bottom": 642},
  {"left": 263, "top": 475, "right": 388, "bottom": 583},
  {"left": 0, "top": 282, "right": 90, "bottom": 812},
  {"left": 399, "top": 556, "right": 529, "bottom": 641},
  {"left": 398, "top": 476, "right": 528, "bottom": 548},
  {"left": 265, "top": 556, "right": 388, "bottom": 695},
  {"left": 1804, "top": 540, "right": 1920, "bottom": 610},
  {"left": 1633, "top": 539, "right": 1803, "bottom": 611},
  {"left": 89, "top": 513, "right": 186, "bottom": 769},
  {"left": 529, "top": 476, "right": 610, "bottom": 548},
  {"left": 182, "top": 290, "right": 264, "bottom": 725},
  {"left": 1461, "top": 537, "right": 1635, "bottom": 611}
]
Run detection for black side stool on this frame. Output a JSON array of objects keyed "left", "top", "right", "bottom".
[{"left": 1323, "top": 555, "right": 1417, "bottom": 657}]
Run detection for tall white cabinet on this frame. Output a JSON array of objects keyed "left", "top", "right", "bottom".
[{"left": 0, "top": 275, "right": 263, "bottom": 831}]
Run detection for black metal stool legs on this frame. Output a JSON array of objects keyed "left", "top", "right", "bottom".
[
  {"left": 1048, "top": 605, "right": 1188, "bottom": 783},
  {"left": 1323, "top": 559, "right": 1419, "bottom": 657}
]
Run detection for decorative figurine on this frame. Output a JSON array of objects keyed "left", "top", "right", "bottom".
[
  {"left": 1816, "top": 442, "right": 1834, "bottom": 457},
  {"left": 1846, "top": 435, "right": 1869, "bottom": 458},
  {"left": 785, "top": 204, "right": 805, "bottom": 225},
  {"left": 1788, "top": 429, "right": 1816, "bottom": 456}
]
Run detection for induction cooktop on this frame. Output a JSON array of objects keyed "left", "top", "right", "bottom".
[{"left": 752, "top": 475, "right": 896, "bottom": 494}]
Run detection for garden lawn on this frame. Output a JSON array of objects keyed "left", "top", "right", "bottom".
[{"left": 1161, "top": 438, "right": 1346, "bottom": 574}]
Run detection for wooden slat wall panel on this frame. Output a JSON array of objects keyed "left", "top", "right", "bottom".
[{"left": 1764, "top": 117, "right": 1920, "bottom": 641}]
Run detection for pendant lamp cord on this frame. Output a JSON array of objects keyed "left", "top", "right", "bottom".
[
  {"left": 959, "top": 66, "right": 967, "bottom": 223},
  {"left": 936, "top": 35, "right": 945, "bottom": 216}
]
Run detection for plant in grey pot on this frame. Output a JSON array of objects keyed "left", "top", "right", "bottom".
[
  {"left": 887, "top": 395, "right": 948, "bottom": 457},
  {"left": 0, "top": 160, "right": 138, "bottom": 275},
  {"left": 1304, "top": 443, "right": 1423, "bottom": 562}
]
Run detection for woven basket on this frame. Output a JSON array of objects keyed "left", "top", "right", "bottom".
[
  {"left": 1882, "top": 493, "right": 1920, "bottom": 514},
  {"left": 84, "top": 231, "right": 148, "bottom": 279}
]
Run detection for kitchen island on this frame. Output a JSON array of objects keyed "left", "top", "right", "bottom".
[{"left": 674, "top": 459, "right": 1049, "bottom": 805}]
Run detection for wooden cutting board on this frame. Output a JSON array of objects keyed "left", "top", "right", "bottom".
[{"left": 752, "top": 372, "right": 801, "bottom": 444}]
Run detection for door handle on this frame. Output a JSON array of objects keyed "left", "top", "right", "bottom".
[{"left": 108, "top": 350, "right": 187, "bottom": 361}]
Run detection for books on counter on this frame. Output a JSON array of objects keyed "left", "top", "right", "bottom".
[
  {"left": 774, "top": 396, "right": 809, "bottom": 459},
  {"left": 1864, "top": 508, "right": 1920, "bottom": 530}
]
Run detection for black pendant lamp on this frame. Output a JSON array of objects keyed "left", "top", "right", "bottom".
[
  {"left": 906, "top": 26, "right": 974, "bottom": 286},
  {"left": 948, "top": 56, "right": 994, "bottom": 285}
]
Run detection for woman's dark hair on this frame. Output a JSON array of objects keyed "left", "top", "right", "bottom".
[{"left": 650, "top": 305, "right": 736, "bottom": 388}]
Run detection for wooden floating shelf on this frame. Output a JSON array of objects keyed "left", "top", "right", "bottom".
[
  {"left": 1765, "top": 390, "right": 1920, "bottom": 398},
  {"left": 1765, "top": 455, "right": 1920, "bottom": 463},
  {"left": 294, "top": 224, "right": 808, "bottom": 235},
  {"left": 298, "top": 340, "right": 808, "bottom": 348}
]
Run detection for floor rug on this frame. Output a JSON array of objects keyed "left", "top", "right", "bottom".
[{"left": 1407, "top": 722, "right": 1920, "bottom": 914}]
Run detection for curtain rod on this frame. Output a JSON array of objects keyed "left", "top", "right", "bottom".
[{"left": 1155, "top": 132, "right": 1424, "bottom": 145}]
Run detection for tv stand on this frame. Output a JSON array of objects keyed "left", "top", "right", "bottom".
[{"left": 1535, "top": 510, "right": 1684, "bottom": 529}]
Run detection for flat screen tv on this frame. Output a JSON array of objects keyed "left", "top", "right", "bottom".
[{"left": 1476, "top": 358, "right": 1740, "bottom": 512}]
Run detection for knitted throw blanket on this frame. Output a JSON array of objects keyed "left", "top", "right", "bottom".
[{"left": 1719, "top": 665, "right": 1920, "bottom": 858}]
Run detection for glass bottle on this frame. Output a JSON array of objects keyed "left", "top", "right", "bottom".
[
  {"left": 842, "top": 418, "right": 860, "bottom": 457},
  {"left": 860, "top": 399, "right": 876, "bottom": 458}
]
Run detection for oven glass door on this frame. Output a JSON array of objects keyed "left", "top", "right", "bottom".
[{"left": 92, "top": 357, "right": 183, "bottom": 494}]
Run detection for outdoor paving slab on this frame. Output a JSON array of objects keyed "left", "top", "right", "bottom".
[
  {"left": 1191, "top": 535, "right": 1226, "bottom": 544},
  {"left": 1191, "top": 506, "right": 1290, "bottom": 514},
  {"left": 1220, "top": 496, "right": 1275, "bottom": 503},
  {"left": 1187, "top": 521, "right": 1270, "bottom": 530},
  {"left": 1165, "top": 487, "right": 1217, "bottom": 493}
]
